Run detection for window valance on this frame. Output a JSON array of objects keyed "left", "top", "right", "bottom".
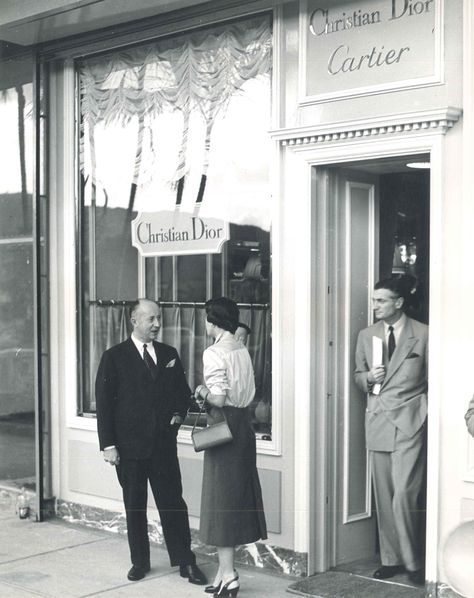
[
  {"left": 79, "top": 15, "right": 272, "bottom": 199},
  {"left": 80, "top": 16, "right": 271, "bottom": 126}
]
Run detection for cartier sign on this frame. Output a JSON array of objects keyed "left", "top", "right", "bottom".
[
  {"left": 303, "top": 0, "right": 440, "bottom": 102},
  {"left": 131, "top": 211, "right": 229, "bottom": 257}
]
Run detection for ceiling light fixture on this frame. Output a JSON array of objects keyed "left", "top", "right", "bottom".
[{"left": 406, "top": 162, "right": 430, "bottom": 169}]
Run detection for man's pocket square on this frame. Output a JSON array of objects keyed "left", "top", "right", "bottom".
[
  {"left": 406, "top": 353, "right": 420, "bottom": 359},
  {"left": 166, "top": 358, "right": 176, "bottom": 368}
]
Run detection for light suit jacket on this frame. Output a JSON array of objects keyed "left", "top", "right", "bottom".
[{"left": 354, "top": 317, "right": 428, "bottom": 451}]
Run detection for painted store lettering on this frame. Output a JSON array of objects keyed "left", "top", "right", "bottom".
[
  {"left": 309, "top": 0, "right": 434, "bottom": 38},
  {"left": 309, "top": 8, "right": 381, "bottom": 36},
  {"left": 328, "top": 44, "right": 410, "bottom": 75},
  {"left": 390, "top": 0, "right": 433, "bottom": 20}
]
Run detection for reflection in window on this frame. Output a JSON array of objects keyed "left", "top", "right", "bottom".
[
  {"left": 78, "top": 16, "right": 273, "bottom": 438},
  {"left": 0, "top": 65, "right": 36, "bottom": 488}
]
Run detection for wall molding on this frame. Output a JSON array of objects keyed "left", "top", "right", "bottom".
[{"left": 271, "top": 107, "right": 462, "bottom": 147}]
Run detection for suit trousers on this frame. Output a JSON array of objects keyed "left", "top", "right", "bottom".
[
  {"left": 371, "top": 424, "right": 426, "bottom": 572},
  {"left": 116, "top": 434, "right": 195, "bottom": 568}
]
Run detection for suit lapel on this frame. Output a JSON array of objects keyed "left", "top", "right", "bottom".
[
  {"left": 125, "top": 338, "right": 146, "bottom": 370},
  {"left": 382, "top": 318, "right": 416, "bottom": 387},
  {"left": 152, "top": 341, "right": 164, "bottom": 379}
]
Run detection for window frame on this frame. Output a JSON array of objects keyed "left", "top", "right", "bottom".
[{"left": 54, "top": 4, "right": 282, "bottom": 456}]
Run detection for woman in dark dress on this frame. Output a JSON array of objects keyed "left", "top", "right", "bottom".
[{"left": 195, "top": 298, "right": 267, "bottom": 598}]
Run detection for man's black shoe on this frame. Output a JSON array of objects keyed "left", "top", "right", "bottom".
[
  {"left": 407, "top": 569, "right": 425, "bottom": 585},
  {"left": 127, "top": 565, "right": 148, "bottom": 581},
  {"left": 179, "top": 564, "right": 208, "bottom": 585},
  {"left": 373, "top": 565, "right": 405, "bottom": 579}
]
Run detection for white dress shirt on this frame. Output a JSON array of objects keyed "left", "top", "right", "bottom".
[
  {"left": 203, "top": 330, "right": 255, "bottom": 408},
  {"left": 131, "top": 333, "right": 157, "bottom": 364}
]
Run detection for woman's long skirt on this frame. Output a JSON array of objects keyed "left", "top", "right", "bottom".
[{"left": 199, "top": 406, "right": 267, "bottom": 547}]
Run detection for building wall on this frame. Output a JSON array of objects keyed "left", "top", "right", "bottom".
[{"left": 2, "top": 0, "right": 473, "bottom": 587}]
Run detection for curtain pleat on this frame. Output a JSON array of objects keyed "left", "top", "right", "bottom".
[{"left": 79, "top": 16, "right": 271, "bottom": 188}]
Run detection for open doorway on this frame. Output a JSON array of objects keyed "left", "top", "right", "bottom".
[{"left": 315, "top": 154, "right": 430, "bottom": 587}]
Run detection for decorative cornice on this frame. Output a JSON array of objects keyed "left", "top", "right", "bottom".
[{"left": 271, "top": 107, "right": 462, "bottom": 147}]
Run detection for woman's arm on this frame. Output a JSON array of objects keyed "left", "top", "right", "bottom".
[{"left": 195, "top": 384, "right": 226, "bottom": 408}]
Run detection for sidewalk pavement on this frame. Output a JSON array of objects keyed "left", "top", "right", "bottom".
[{"left": 0, "top": 504, "right": 294, "bottom": 598}]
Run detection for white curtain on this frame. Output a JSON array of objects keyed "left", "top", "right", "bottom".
[{"left": 80, "top": 16, "right": 272, "bottom": 194}]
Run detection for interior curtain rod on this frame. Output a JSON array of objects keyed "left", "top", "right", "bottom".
[{"left": 90, "top": 300, "right": 270, "bottom": 308}]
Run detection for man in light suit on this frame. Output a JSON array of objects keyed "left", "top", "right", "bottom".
[
  {"left": 354, "top": 276, "right": 428, "bottom": 586},
  {"left": 96, "top": 299, "right": 207, "bottom": 585}
]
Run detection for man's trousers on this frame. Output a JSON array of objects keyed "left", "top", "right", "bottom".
[
  {"left": 371, "top": 424, "right": 426, "bottom": 571},
  {"left": 116, "top": 436, "right": 195, "bottom": 568}
]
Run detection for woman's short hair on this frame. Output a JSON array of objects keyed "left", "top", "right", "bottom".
[{"left": 205, "top": 297, "right": 239, "bottom": 333}]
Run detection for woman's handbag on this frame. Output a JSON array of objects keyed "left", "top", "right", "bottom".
[{"left": 190, "top": 398, "right": 233, "bottom": 452}]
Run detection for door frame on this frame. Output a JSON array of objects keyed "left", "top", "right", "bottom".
[{"left": 275, "top": 118, "right": 455, "bottom": 577}]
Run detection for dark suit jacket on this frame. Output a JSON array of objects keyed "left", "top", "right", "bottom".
[
  {"left": 354, "top": 316, "right": 428, "bottom": 451},
  {"left": 96, "top": 338, "right": 191, "bottom": 459}
]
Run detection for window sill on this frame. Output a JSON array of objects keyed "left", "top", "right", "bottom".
[
  {"left": 67, "top": 416, "right": 281, "bottom": 455},
  {"left": 67, "top": 414, "right": 98, "bottom": 432}
]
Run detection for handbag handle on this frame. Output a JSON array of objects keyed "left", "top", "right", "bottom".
[
  {"left": 189, "top": 395, "right": 227, "bottom": 435},
  {"left": 190, "top": 397, "right": 207, "bottom": 435}
]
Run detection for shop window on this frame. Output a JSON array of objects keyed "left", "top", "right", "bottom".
[
  {"left": 0, "top": 56, "right": 36, "bottom": 489},
  {"left": 78, "top": 16, "right": 273, "bottom": 439}
]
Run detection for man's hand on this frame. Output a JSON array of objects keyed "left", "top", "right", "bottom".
[
  {"left": 103, "top": 447, "right": 120, "bottom": 466},
  {"left": 170, "top": 414, "right": 184, "bottom": 425},
  {"left": 368, "top": 365, "right": 386, "bottom": 385}
]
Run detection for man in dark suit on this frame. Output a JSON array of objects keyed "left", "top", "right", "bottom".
[
  {"left": 354, "top": 277, "right": 428, "bottom": 586},
  {"left": 96, "top": 298, "right": 207, "bottom": 584}
]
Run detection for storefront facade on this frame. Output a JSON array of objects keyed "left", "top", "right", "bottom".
[{"left": 1, "top": 0, "right": 473, "bottom": 594}]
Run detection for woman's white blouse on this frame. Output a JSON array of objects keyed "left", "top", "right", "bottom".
[{"left": 203, "top": 331, "right": 256, "bottom": 408}]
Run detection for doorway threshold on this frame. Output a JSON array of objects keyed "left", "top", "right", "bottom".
[
  {"left": 286, "top": 571, "right": 423, "bottom": 598},
  {"left": 287, "top": 559, "right": 424, "bottom": 598}
]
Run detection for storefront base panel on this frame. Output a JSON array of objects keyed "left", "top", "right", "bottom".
[
  {"left": 56, "top": 499, "right": 307, "bottom": 577},
  {"left": 426, "top": 582, "right": 464, "bottom": 598}
]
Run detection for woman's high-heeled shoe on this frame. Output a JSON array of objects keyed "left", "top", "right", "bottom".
[
  {"left": 214, "top": 577, "right": 239, "bottom": 597},
  {"left": 205, "top": 581, "right": 221, "bottom": 594},
  {"left": 205, "top": 569, "right": 238, "bottom": 594}
]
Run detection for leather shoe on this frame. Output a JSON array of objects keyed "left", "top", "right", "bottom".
[
  {"left": 373, "top": 565, "right": 405, "bottom": 579},
  {"left": 407, "top": 569, "right": 424, "bottom": 585},
  {"left": 127, "top": 565, "right": 149, "bottom": 581},
  {"left": 179, "top": 564, "right": 208, "bottom": 585}
]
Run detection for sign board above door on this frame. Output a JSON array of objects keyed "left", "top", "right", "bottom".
[
  {"left": 300, "top": 0, "right": 442, "bottom": 103},
  {"left": 131, "top": 211, "right": 229, "bottom": 257}
]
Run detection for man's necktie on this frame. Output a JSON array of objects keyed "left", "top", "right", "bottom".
[
  {"left": 388, "top": 326, "right": 396, "bottom": 360},
  {"left": 143, "top": 344, "right": 157, "bottom": 379}
]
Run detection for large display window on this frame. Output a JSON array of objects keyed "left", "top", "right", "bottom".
[{"left": 78, "top": 15, "right": 273, "bottom": 438}]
